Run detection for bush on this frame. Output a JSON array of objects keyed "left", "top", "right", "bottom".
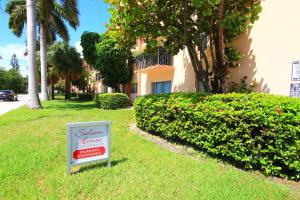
[
  {"left": 96, "top": 93, "right": 129, "bottom": 110},
  {"left": 134, "top": 93, "right": 300, "bottom": 180},
  {"left": 71, "top": 93, "right": 78, "bottom": 98},
  {"left": 78, "top": 93, "right": 93, "bottom": 101}
]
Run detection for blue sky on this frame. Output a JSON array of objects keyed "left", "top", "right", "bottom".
[{"left": 0, "top": 0, "right": 111, "bottom": 75}]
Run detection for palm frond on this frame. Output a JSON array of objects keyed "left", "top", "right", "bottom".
[
  {"left": 5, "top": 0, "right": 26, "bottom": 37},
  {"left": 49, "top": 13, "right": 70, "bottom": 42},
  {"left": 54, "top": 1, "right": 79, "bottom": 29},
  {"left": 5, "top": 0, "right": 79, "bottom": 41}
]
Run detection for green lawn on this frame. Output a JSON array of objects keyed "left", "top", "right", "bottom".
[{"left": 0, "top": 99, "right": 295, "bottom": 199}]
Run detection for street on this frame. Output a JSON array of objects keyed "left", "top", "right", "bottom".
[{"left": 0, "top": 94, "right": 28, "bottom": 115}]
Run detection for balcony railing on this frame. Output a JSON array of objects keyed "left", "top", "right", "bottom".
[{"left": 134, "top": 48, "right": 173, "bottom": 71}]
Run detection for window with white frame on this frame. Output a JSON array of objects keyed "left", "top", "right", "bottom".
[{"left": 152, "top": 81, "right": 172, "bottom": 94}]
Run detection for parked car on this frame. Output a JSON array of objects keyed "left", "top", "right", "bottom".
[{"left": 0, "top": 90, "right": 18, "bottom": 101}]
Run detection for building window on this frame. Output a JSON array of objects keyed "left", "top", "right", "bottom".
[
  {"left": 132, "top": 83, "right": 138, "bottom": 94},
  {"left": 96, "top": 73, "right": 102, "bottom": 81},
  {"left": 152, "top": 81, "right": 172, "bottom": 94}
]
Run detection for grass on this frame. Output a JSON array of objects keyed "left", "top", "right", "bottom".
[{"left": 0, "top": 98, "right": 296, "bottom": 199}]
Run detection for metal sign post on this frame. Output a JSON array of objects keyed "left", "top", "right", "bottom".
[{"left": 66, "top": 121, "right": 112, "bottom": 175}]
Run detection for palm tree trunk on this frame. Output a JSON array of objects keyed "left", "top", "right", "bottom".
[
  {"left": 40, "top": 22, "right": 49, "bottom": 101},
  {"left": 65, "top": 73, "right": 71, "bottom": 101},
  {"left": 26, "top": 0, "right": 41, "bottom": 109}
]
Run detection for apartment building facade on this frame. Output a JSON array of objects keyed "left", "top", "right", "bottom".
[
  {"left": 129, "top": 40, "right": 197, "bottom": 102},
  {"left": 128, "top": 0, "right": 300, "bottom": 102}
]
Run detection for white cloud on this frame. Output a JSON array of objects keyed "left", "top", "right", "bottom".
[
  {"left": 0, "top": 43, "right": 27, "bottom": 75},
  {"left": 75, "top": 41, "right": 83, "bottom": 57}
]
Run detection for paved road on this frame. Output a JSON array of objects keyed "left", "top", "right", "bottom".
[{"left": 0, "top": 94, "right": 28, "bottom": 115}]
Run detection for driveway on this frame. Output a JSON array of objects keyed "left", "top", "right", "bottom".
[{"left": 0, "top": 94, "right": 28, "bottom": 115}]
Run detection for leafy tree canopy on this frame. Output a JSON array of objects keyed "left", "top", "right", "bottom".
[
  {"left": 0, "top": 67, "right": 27, "bottom": 93},
  {"left": 106, "top": 0, "right": 262, "bottom": 93},
  {"left": 80, "top": 31, "right": 101, "bottom": 66},
  {"left": 81, "top": 32, "right": 133, "bottom": 91}
]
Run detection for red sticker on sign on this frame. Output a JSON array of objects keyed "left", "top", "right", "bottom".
[{"left": 73, "top": 147, "right": 106, "bottom": 159}]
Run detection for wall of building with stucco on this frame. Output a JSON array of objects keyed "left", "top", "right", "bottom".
[
  {"left": 172, "top": 48, "right": 197, "bottom": 93},
  {"left": 230, "top": 0, "right": 300, "bottom": 96}
]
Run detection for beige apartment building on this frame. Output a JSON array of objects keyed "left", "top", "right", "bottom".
[
  {"left": 127, "top": 0, "right": 300, "bottom": 102},
  {"left": 91, "top": 0, "right": 300, "bottom": 102}
]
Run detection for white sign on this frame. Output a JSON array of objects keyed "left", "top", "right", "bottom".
[
  {"left": 292, "top": 61, "right": 300, "bottom": 81},
  {"left": 290, "top": 83, "right": 300, "bottom": 98},
  {"left": 67, "top": 121, "right": 111, "bottom": 175}
]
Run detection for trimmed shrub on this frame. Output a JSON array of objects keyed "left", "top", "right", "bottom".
[
  {"left": 134, "top": 93, "right": 300, "bottom": 180},
  {"left": 78, "top": 93, "right": 93, "bottom": 101},
  {"left": 96, "top": 93, "right": 129, "bottom": 110},
  {"left": 71, "top": 93, "right": 78, "bottom": 98}
]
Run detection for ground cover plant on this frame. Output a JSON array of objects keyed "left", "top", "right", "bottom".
[
  {"left": 0, "top": 98, "right": 295, "bottom": 199},
  {"left": 135, "top": 93, "right": 300, "bottom": 180}
]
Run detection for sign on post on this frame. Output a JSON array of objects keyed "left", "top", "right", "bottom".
[
  {"left": 290, "top": 83, "right": 300, "bottom": 98},
  {"left": 292, "top": 61, "right": 300, "bottom": 81},
  {"left": 67, "top": 121, "right": 112, "bottom": 175}
]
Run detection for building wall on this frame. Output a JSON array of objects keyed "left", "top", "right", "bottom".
[
  {"left": 172, "top": 48, "right": 197, "bottom": 93},
  {"left": 133, "top": 66, "right": 175, "bottom": 96},
  {"left": 230, "top": 0, "right": 300, "bottom": 96},
  {"left": 132, "top": 48, "right": 197, "bottom": 98}
]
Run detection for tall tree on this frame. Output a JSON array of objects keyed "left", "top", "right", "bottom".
[
  {"left": 6, "top": 0, "right": 79, "bottom": 101},
  {"left": 48, "top": 42, "right": 82, "bottom": 100},
  {"left": 38, "top": 0, "right": 79, "bottom": 101},
  {"left": 10, "top": 54, "right": 20, "bottom": 71},
  {"left": 26, "top": 0, "right": 41, "bottom": 109},
  {"left": 3, "top": 69, "right": 27, "bottom": 93},
  {"left": 81, "top": 32, "right": 133, "bottom": 92},
  {"left": 106, "top": 0, "right": 262, "bottom": 93}
]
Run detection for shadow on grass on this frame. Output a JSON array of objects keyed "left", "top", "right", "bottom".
[{"left": 73, "top": 158, "right": 128, "bottom": 175}]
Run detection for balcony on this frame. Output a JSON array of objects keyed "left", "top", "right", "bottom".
[{"left": 134, "top": 48, "right": 173, "bottom": 71}]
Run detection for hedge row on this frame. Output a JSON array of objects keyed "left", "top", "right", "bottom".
[
  {"left": 78, "top": 93, "right": 94, "bottom": 101},
  {"left": 96, "top": 93, "right": 129, "bottom": 110},
  {"left": 134, "top": 93, "right": 300, "bottom": 180}
]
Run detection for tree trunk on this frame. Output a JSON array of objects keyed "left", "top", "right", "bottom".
[
  {"left": 215, "top": 0, "right": 227, "bottom": 93},
  {"left": 182, "top": 0, "right": 210, "bottom": 93},
  {"left": 26, "top": 0, "right": 41, "bottom": 109},
  {"left": 114, "top": 84, "right": 121, "bottom": 93},
  {"left": 51, "top": 83, "right": 55, "bottom": 100},
  {"left": 65, "top": 73, "right": 71, "bottom": 101},
  {"left": 40, "top": 22, "right": 49, "bottom": 101},
  {"left": 50, "top": 78, "right": 55, "bottom": 100}
]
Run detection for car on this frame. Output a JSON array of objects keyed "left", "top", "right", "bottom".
[{"left": 0, "top": 90, "right": 18, "bottom": 101}]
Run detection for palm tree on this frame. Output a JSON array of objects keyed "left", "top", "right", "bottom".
[
  {"left": 6, "top": 0, "right": 79, "bottom": 101},
  {"left": 26, "top": 0, "right": 41, "bottom": 109},
  {"left": 48, "top": 42, "right": 82, "bottom": 100},
  {"left": 39, "top": 1, "right": 79, "bottom": 101}
]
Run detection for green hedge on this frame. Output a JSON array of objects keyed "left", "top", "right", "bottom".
[
  {"left": 96, "top": 93, "right": 129, "bottom": 110},
  {"left": 134, "top": 93, "right": 300, "bottom": 180},
  {"left": 78, "top": 93, "right": 93, "bottom": 101},
  {"left": 71, "top": 93, "right": 78, "bottom": 98}
]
